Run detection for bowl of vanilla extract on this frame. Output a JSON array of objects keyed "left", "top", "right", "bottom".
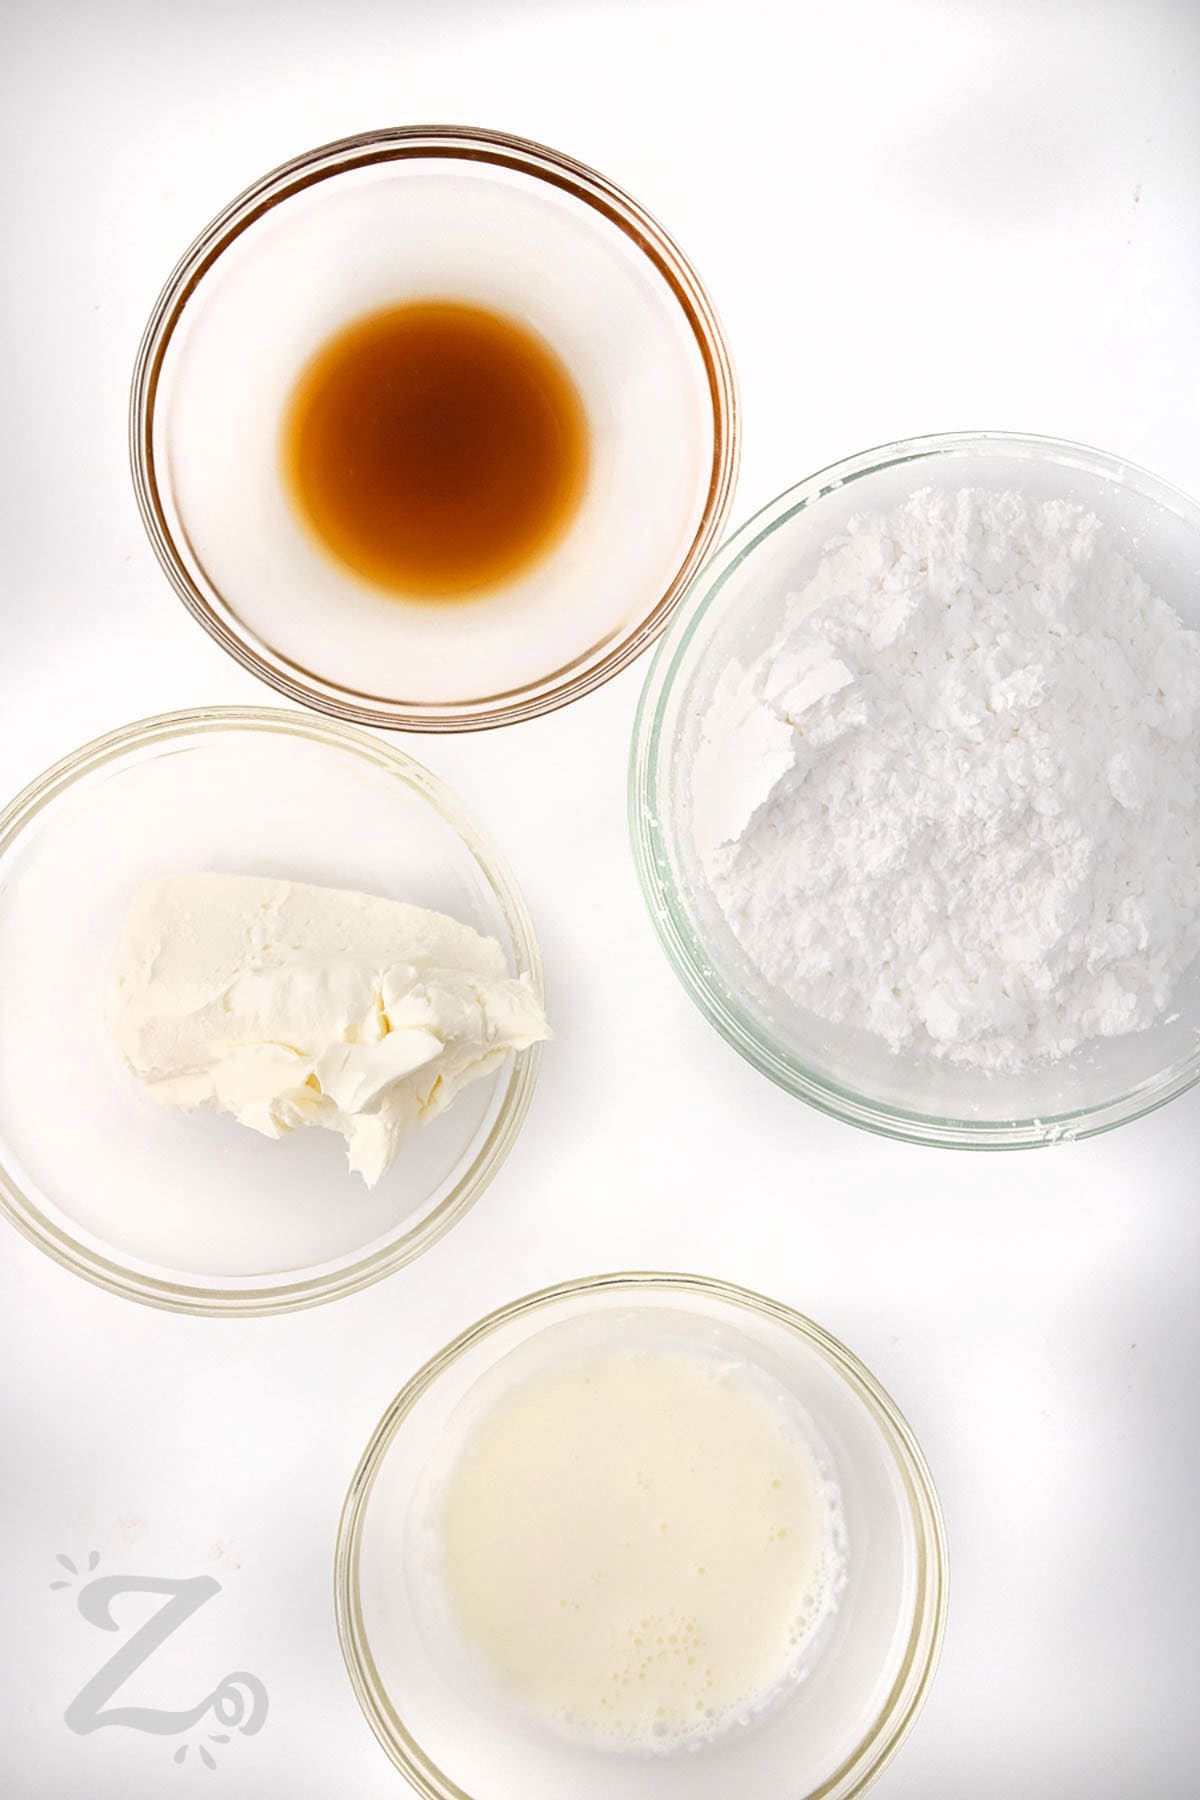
[{"left": 132, "top": 125, "right": 739, "bottom": 731}]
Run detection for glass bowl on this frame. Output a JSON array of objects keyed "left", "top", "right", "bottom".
[
  {"left": 631, "top": 431, "right": 1200, "bottom": 1148},
  {"left": 0, "top": 707, "right": 543, "bottom": 1315},
  {"left": 130, "top": 125, "right": 739, "bottom": 732},
  {"left": 336, "top": 1272, "right": 946, "bottom": 1800}
]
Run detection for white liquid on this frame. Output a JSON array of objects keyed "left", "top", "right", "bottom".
[{"left": 437, "top": 1347, "right": 845, "bottom": 1749}]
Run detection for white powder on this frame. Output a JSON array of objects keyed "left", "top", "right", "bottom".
[{"left": 694, "top": 487, "right": 1200, "bottom": 1072}]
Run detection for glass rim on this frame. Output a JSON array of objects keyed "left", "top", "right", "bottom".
[
  {"left": 0, "top": 704, "right": 544, "bottom": 1316},
  {"left": 335, "top": 1269, "right": 948, "bottom": 1800},
  {"left": 129, "top": 124, "right": 740, "bottom": 734},
  {"left": 629, "top": 429, "right": 1200, "bottom": 1149}
]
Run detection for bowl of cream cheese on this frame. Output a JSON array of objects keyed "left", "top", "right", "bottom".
[
  {"left": 0, "top": 706, "right": 545, "bottom": 1312},
  {"left": 631, "top": 431, "right": 1200, "bottom": 1147}
]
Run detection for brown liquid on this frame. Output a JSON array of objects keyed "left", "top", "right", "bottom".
[{"left": 282, "top": 300, "right": 589, "bottom": 599}]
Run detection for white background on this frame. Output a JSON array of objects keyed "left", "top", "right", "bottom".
[{"left": 2, "top": 1, "right": 1199, "bottom": 1796}]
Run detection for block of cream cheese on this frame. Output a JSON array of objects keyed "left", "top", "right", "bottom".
[{"left": 112, "top": 874, "right": 548, "bottom": 1186}]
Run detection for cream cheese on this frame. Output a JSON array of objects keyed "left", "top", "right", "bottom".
[{"left": 112, "top": 874, "right": 548, "bottom": 1185}]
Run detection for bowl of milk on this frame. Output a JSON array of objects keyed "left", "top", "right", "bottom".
[{"left": 336, "top": 1272, "right": 947, "bottom": 1799}]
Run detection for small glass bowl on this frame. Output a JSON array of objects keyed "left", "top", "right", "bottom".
[
  {"left": 0, "top": 707, "right": 543, "bottom": 1315},
  {"left": 336, "top": 1272, "right": 947, "bottom": 1800},
  {"left": 631, "top": 431, "right": 1200, "bottom": 1148},
  {"left": 130, "top": 126, "right": 739, "bottom": 732}
]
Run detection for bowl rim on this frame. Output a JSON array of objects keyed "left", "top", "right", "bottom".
[
  {"left": 334, "top": 1270, "right": 948, "bottom": 1800},
  {"left": 0, "top": 704, "right": 544, "bottom": 1316},
  {"left": 129, "top": 123, "right": 740, "bottom": 733},
  {"left": 629, "top": 428, "right": 1200, "bottom": 1149}
]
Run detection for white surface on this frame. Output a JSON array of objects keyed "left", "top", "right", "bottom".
[{"left": 1, "top": 1, "right": 1198, "bottom": 1796}]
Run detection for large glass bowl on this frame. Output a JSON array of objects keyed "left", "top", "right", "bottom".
[
  {"left": 630, "top": 432, "right": 1200, "bottom": 1148},
  {"left": 0, "top": 707, "right": 543, "bottom": 1314},
  {"left": 336, "top": 1272, "right": 946, "bottom": 1800}
]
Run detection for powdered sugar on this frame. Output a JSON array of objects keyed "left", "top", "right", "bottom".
[{"left": 694, "top": 487, "right": 1200, "bottom": 1072}]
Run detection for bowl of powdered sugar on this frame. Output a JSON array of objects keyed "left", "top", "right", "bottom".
[{"left": 631, "top": 432, "right": 1200, "bottom": 1146}]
